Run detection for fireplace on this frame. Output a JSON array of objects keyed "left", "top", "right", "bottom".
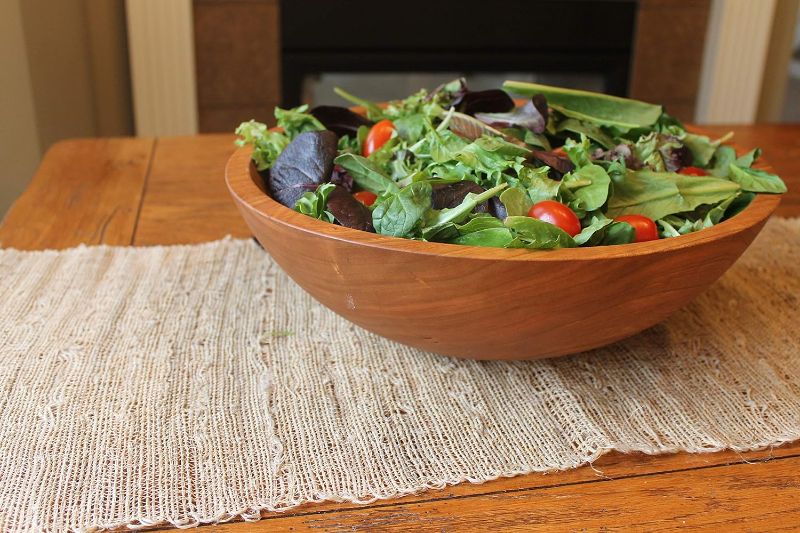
[{"left": 280, "top": 0, "right": 636, "bottom": 107}]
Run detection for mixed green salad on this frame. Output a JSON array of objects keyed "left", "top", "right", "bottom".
[{"left": 235, "top": 79, "right": 786, "bottom": 249}]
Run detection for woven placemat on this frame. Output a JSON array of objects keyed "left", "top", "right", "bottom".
[{"left": 0, "top": 218, "right": 798, "bottom": 532}]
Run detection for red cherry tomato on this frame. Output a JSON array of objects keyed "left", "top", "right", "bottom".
[
  {"left": 362, "top": 119, "right": 395, "bottom": 157},
  {"left": 678, "top": 166, "right": 707, "bottom": 176},
  {"left": 614, "top": 214, "right": 659, "bottom": 242},
  {"left": 527, "top": 200, "right": 582, "bottom": 237},
  {"left": 353, "top": 190, "right": 377, "bottom": 207}
]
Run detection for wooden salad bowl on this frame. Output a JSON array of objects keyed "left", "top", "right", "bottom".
[{"left": 226, "top": 146, "right": 780, "bottom": 360}]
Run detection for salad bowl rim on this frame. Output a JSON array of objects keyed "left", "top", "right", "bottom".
[{"left": 226, "top": 145, "right": 780, "bottom": 262}]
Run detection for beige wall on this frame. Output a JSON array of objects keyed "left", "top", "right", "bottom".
[
  {"left": 0, "top": 0, "right": 41, "bottom": 217},
  {"left": 0, "top": 0, "right": 132, "bottom": 218}
]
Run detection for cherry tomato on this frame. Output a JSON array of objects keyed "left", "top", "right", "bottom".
[
  {"left": 678, "top": 166, "right": 707, "bottom": 176},
  {"left": 362, "top": 119, "right": 395, "bottom": 157},
  {"left": 527, "top": 200, "right": 582, "bottom": 237},
  {"left": 353, "top": 190, "right": 377, "bottom": 207},
  {"left": 614, "top": 214, "right": 659, "bottom": 242}
]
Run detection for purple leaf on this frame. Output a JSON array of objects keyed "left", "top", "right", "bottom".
[
  {"left": 326, "top": 185, "right": 374, "bottom": 232},
  {"left": 455, "top": 89, "right": 515, "bottom": 115},
  {"left": 475, "top": 97, "right": 547, "bottom": 134},
  {"left": 429, "top": 78, "right": 514, "bottom": 115},
  {"left": 329, "top": 164, "right": 354, "bottom": 192},
  {"left": 432, "top": 182, "right": 489, "bottom": 213},
  {"left": 310, "top": 106, "right": 373, "bottom": 137},
  {"left": 268, "top": 131, "right": 338, "bottom": 208},
  {"left": 526, "top": 149, "right": 575, "bottom": 176}
]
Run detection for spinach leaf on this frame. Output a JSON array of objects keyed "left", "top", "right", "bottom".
[
  {"left": 274, "top": 105, "right": 326, "bottom": 137},
  {"left": 722, "top": 191, "right": 756, "bottom": 220},
  {"left": 333, "top": 153, "right": 400, "bottom": 195},
  {"left": 499, "top": 186, "right": 532, "bottom": 216},
  {"left": 601, "top": 221, "right": 636, "bottom": 245},
  {"left": 573, "top": 216, "right": 613, "bottom": 246},
  {"left": 567, "top": 164, "right": 611, "bottom": 211},
  {"left": 503, "top": 81, "right": 663, "bottom": 129},
  {"left": 727, "top": 164, "right": 787, "bottom": 193},
  {"left": 455, "top": 215, "right": 505, "bottom": 233},
  {"left": 450, "top": 227, "right": 515, "bottom": 247},
  {"left": 294, "top": 183, "right": 336, "bottom": 222},
  {"left": 709, "top": 145, "right": 737, "bottom": 178},
  {"left": 607, "top": 170, "right": 740, "bottom": 221},
  {"left": 503, "top": 216, "right": 576, "bottom": 249},
  {"left": 422, "top": 183, "right": 508, "bottom": 239},
  {"left": 372, "top": 181, "right": 432, "bottom": 237}
]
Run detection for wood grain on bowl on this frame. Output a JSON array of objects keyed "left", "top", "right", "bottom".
[{"left": 225, "top": 146, "right": 780, "bottom": 361}]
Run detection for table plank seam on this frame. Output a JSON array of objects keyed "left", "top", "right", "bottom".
[{"left": 130, "top": 138, "right": 158, "bottom": 245}]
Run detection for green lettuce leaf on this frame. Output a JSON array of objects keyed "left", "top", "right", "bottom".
[
  {"left": 274, "top": 105, "right": 326, "bottom": 138},
  {"left": 607, "top": 170, "right": 740, "bottom": 220},
  {"left": 574, "top": 216, "right": 613, "bottom": 246},
  {"left": 498, "top": 186, "right": 532, "bottom": 217},
  {"left": 333, "top": 153, "right": 400, "bottom": 195},
  {"left": 567, "top": 164, "right": 611, "bottom": 211},
  {"left": 235, "top": 120, "right": 290, "bottom": 171},
  {"left": 504, "top": 216, "right": 576, "bottom": 249},
  {"left": 372, "top": 181, "right": 432, "bottom": 237},
  {"left": 422, "top": 183, "right": 508, "bottom": 239},
  {"left": 294, "top": 183, "right": 336, "bottom": 222},
  {"left": 727, "top": 165, "right": 787, "bottom": 193},
  {"left": 503, "top": 81, "right": 663, "bottom": 129}
]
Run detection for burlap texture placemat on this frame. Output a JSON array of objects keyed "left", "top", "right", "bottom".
[{"left": 0, "top": 218, "right": 798, "bottom": 532}]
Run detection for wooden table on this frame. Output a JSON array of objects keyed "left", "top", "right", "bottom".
[{"left": 1, "top": 126, "right": 799, "bottom": 531}]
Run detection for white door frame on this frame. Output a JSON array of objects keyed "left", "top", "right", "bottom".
[
  {"left": 125, "top": 0, "right": 198, "bottom": 136},
  {"left": 696, "top": 0, "right": 777, "bottom": 124}
]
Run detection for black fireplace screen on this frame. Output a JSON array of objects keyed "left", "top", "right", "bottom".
[{"left": 280, "top": 0, "right": 637, "bottom": 107}]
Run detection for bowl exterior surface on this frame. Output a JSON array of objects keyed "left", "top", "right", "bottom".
[{"left": 226, "top": 148, "right": 778, "bottom": 360}]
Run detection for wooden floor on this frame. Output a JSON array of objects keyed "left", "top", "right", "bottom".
[{"left": 1, "top": 126, "right": 799, "bottom": 531}]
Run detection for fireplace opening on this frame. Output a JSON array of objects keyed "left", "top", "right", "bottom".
[{"left": 280, "top": 0, "right": 637, "bottom": 107}]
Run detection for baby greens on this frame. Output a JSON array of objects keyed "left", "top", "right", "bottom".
[{"left": 236, "top": 79, "right": 786, "bottom": 250}]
